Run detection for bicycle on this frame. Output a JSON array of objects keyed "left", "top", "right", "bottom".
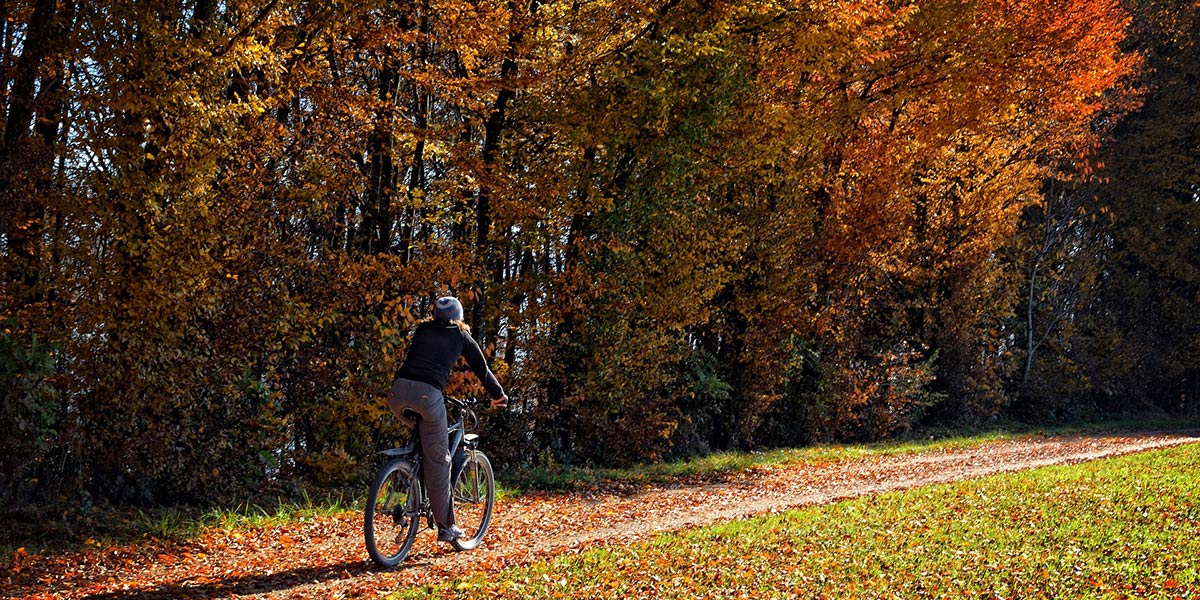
[{"left": 364, "top": 396, "right": 496, "bottom": 567}]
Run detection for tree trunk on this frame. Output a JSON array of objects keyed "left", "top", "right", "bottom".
[
  {"left": 1, "top": 0, "right": 73, "bottom": 304},
  {"left": 359, "top": 53, "right": 400, "bottom": 255},
  {"left": 1024, "top": 263, "right": 1038, "bottom": 385},
  {"left": 470, "top": 0, "right": 537, "bottom": 339}
]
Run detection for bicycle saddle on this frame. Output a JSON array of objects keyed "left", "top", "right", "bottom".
[{"left": 398, "top": 407, "right": 421, "bottom": 429}]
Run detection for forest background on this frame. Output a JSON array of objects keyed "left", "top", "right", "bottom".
[{"left": 1, "top": 0, "right": 1197, "bottom": 507}]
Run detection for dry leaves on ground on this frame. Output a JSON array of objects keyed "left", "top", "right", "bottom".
[{"left": 4, "top": 431, "right": 1197, "bottom": 600}]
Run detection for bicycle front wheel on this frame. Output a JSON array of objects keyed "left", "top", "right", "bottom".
[
  {"left": 451, "top": 449, "right": 494, "bottom": 551},
  {"left": 365, "top": 459, "right": 421, "bottom": 567}
]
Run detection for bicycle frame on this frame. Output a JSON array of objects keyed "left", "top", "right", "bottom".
[
  {"left": 383, "top": 399, "right": 473, "bottom": 459},
  {"left": 378, "top": 398, "right": 478, "bottom": 523}
]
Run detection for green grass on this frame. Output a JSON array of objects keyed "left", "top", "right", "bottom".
[
  {"left": 399, "top": 442, "right": 1200, "bottom": 599},
  {"left": 199, "top": 488, "right": 355, "bottom": 531}
]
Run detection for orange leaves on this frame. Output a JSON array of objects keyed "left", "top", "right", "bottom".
[
  {"left": 713, "top": 0, "right": 1142, "bottom": 432},
  {"left": 0, "top": 0, "right": 1156, "bottom": 512}
]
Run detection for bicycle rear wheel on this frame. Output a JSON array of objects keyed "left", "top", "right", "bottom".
[
  {"left": 365, "top": 459, "right": 421, "bottom": 567},
  {"left": 451, "top": 449, "right": 494, "bottom": 551}
]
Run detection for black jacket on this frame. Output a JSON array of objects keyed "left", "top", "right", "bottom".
[{"left": 394, "top": 320, "right": 504, "bottom": 399}]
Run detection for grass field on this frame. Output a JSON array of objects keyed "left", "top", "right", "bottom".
[{"left": 399, "top": 443, "right": 1200, "bottom": 599}]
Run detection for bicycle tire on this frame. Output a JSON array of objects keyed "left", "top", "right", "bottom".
[
  {"left": 451, "top": 450, "right": 494, "bottom": 551},
  {"left": 364, "top": 458, "right": 421, "bottom": 567}
]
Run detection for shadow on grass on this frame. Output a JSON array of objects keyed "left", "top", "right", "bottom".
[{"left": 71, "top": 559, "right": 382, "bottom": 600}]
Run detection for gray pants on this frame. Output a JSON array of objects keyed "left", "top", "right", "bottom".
[{"left": 387, "top": 378, "right": 455, "bottom": 530}]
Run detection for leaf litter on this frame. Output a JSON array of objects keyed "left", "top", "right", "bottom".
[{"left": 3, "top": 431, "right": 1197, "bottom": 600}]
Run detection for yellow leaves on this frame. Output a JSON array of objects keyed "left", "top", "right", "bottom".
[{"left": 1, "top": 0, "right": 1157, "bottom": 521}]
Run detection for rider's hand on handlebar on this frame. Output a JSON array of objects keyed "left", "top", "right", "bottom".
[{"left": 491, "top": 394, "right": 508, "bottom": 409}]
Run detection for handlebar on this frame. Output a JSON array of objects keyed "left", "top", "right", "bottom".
[
  {"left": 445, "top": 396, "right": 482, "bottom": 433},
  {"left": 445, "top": 396, "right": 476, "bottom": 410},
  {"left": 445, "top": 395, "right": 509, "bottom": 433}
]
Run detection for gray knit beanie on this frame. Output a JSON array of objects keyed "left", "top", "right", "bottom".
[{"left": 433, "top": 296, "right": 463, "bottom": 322}]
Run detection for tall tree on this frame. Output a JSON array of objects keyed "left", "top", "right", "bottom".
[
  {"left": 1085, "top": 0, "right": 1200, "bottom": 411},
  {"left": 1, "top": 0, "right": 75, "bottom": 305},
  {"left": 0, "top": 0, "right": 1149, "bottom": 503}
]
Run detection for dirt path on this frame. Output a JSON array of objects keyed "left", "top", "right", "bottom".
[{"left": 5, "top": 431, "right": 1198, "bottom": 600}]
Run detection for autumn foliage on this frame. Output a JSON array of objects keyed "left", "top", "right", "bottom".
[{"left": 0, "top": 0, "right": 1191, "bottom": 504}]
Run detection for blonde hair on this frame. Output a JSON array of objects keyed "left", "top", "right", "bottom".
[{"left": 420, "top": 317, "right": 471, "bottom": 333}]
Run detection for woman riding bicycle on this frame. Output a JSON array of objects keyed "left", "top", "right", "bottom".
[{"left": 387, "top": 296, "right": 507, "bottom": 543}]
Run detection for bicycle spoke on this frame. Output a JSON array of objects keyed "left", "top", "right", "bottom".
[
  {"left": 365, "top": 460, "right": 420, "bottom": 567},
  {"left": 451, "top": 451, "right": 494, "bottom": 550}
]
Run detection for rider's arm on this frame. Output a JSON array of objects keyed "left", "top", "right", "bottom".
[{"left": 460, "top": 329, "right": 505, "bottom": 401}]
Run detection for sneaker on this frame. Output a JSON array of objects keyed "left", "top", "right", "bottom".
[{"left": 437, "top": 525, "right": 465, "bottom": 542}]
